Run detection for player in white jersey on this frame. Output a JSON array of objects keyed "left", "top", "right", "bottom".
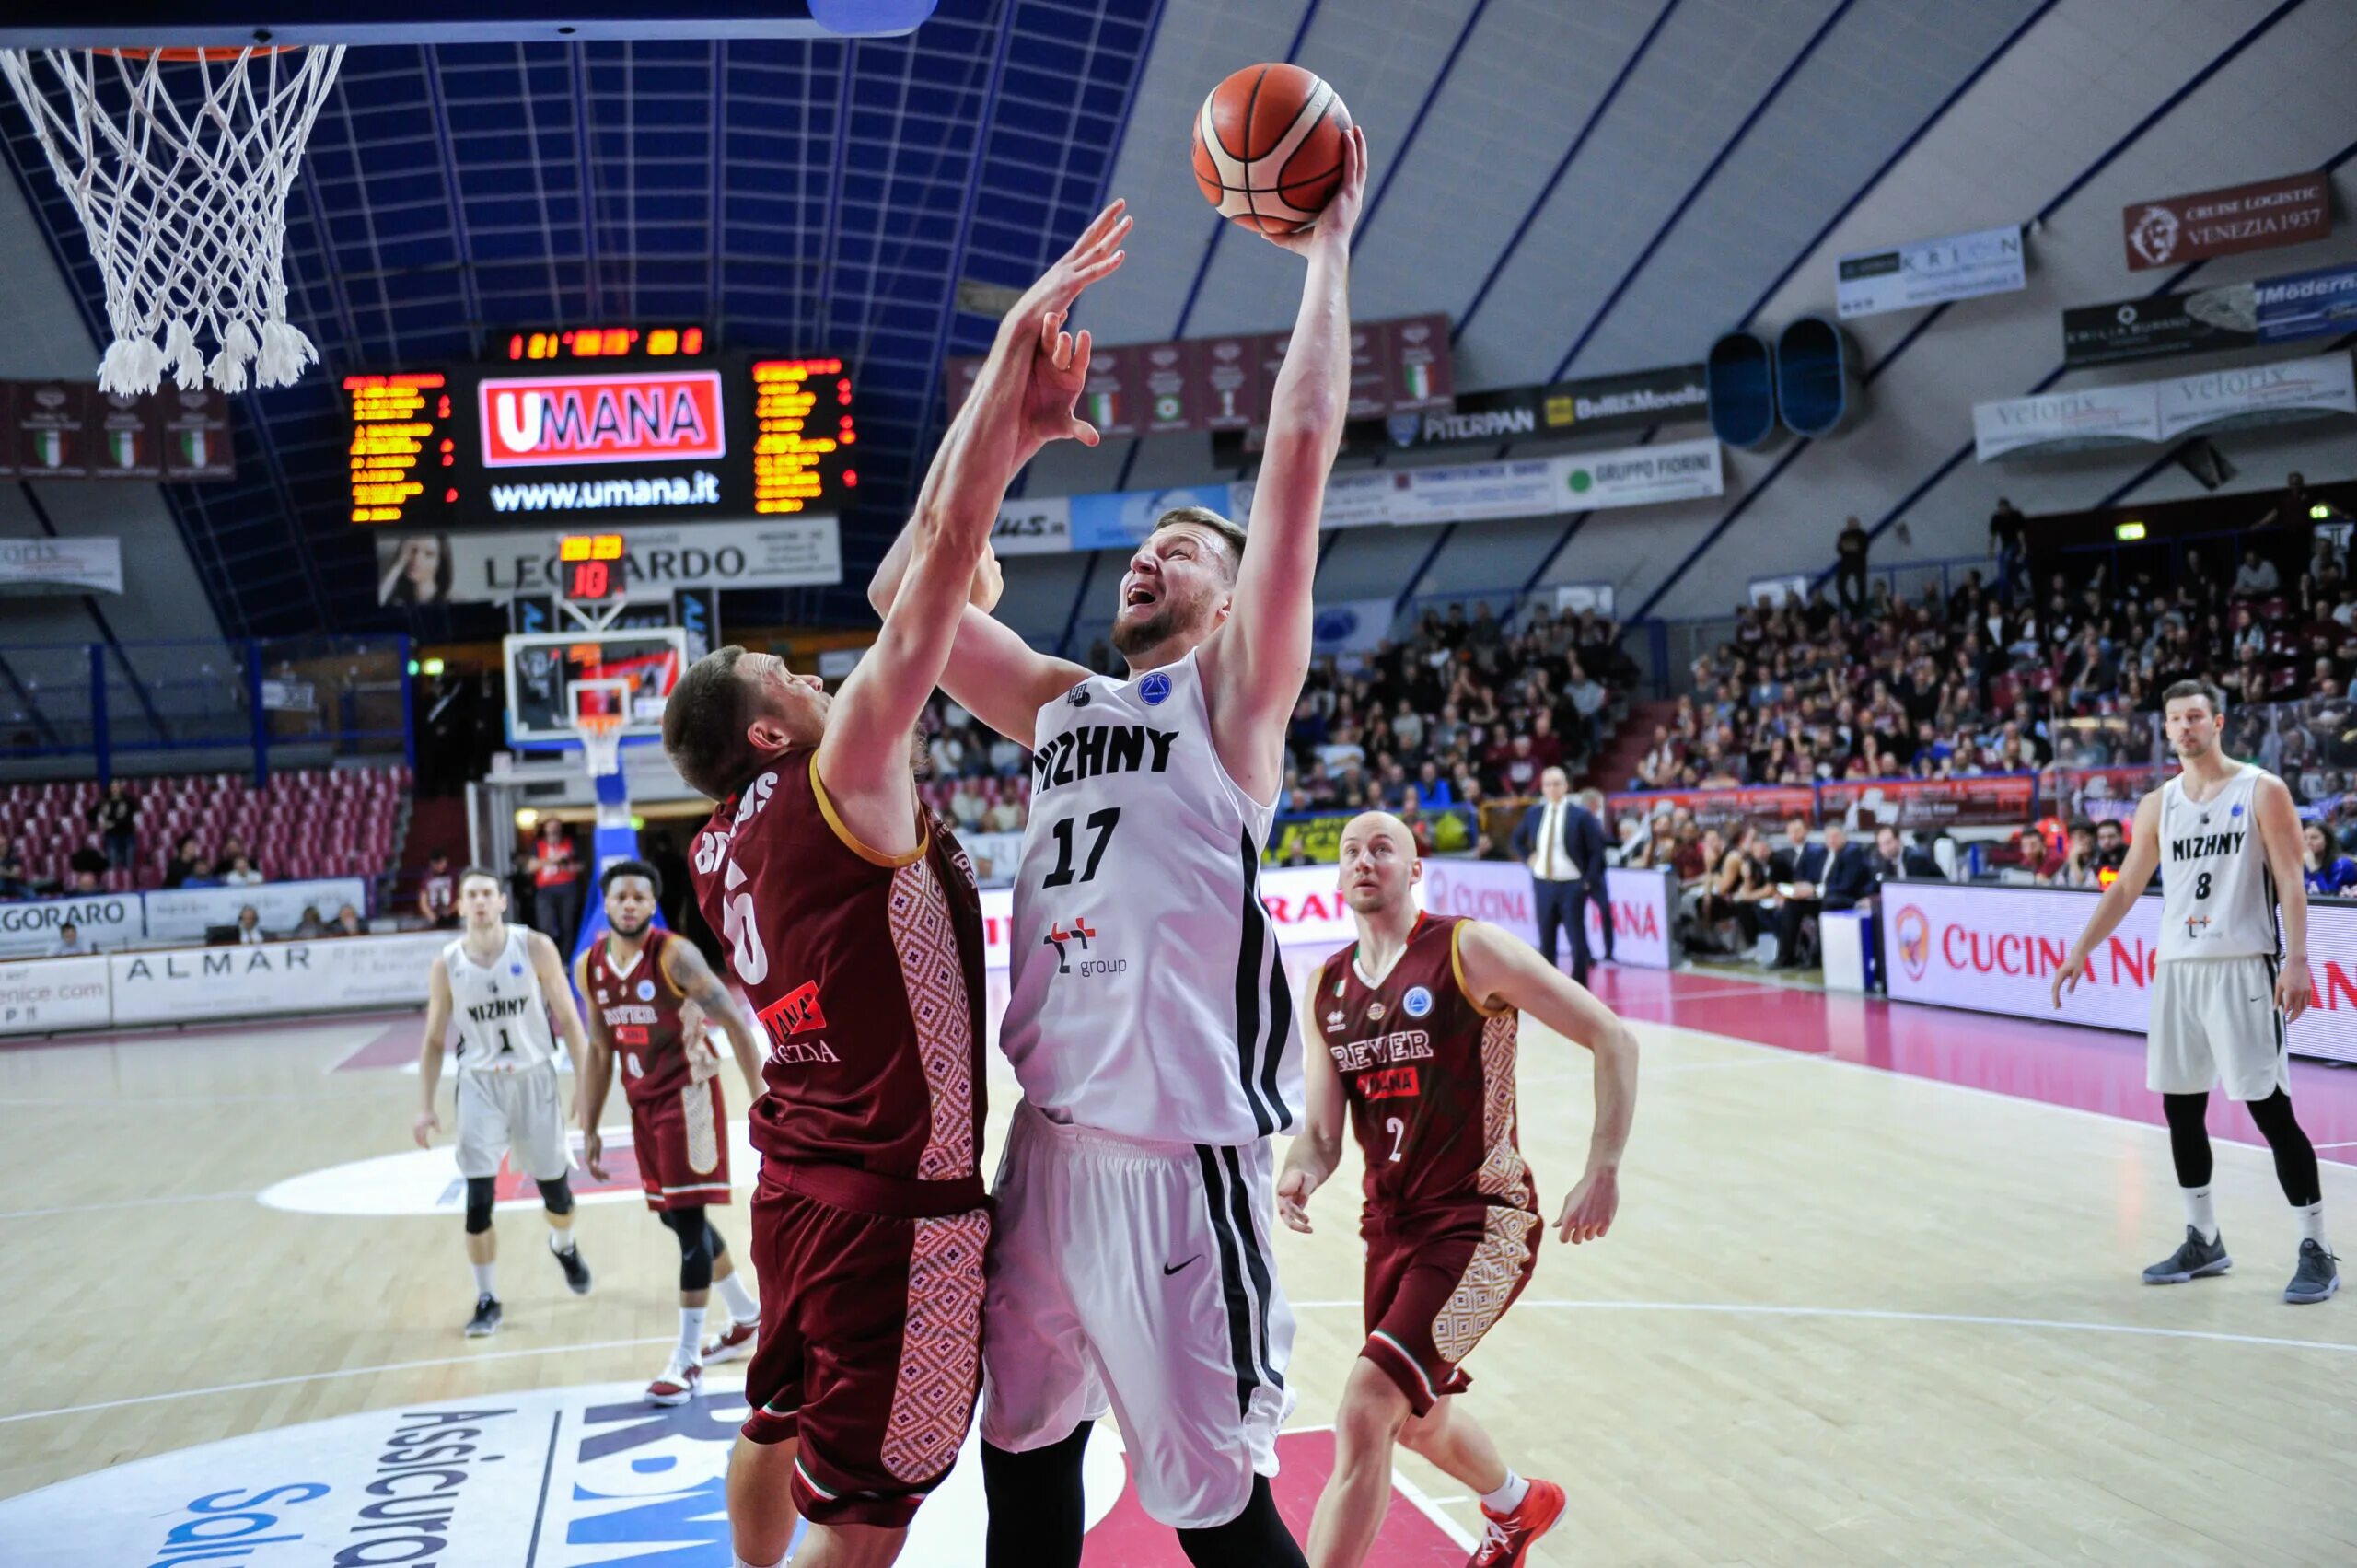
[
  {"left": 413, "top": 865, "right": 598, "bottom": 1335},
  {"left": 2054, "top": 680, "right": 2337, "bottom": 1305},
  {"left": 869, "top": 129, "right": 1366, "bottom": 1567}
]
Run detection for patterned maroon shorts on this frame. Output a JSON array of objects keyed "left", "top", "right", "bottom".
[
  {"left": 1361, "top": 1201, "right": 1540, "bottom": 1417},
  {"left": 740, "top": 1172, "right": 990, "bottom": 1528}
]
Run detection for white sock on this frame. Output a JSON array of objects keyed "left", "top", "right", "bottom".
[
  {"left": 731, "top": 1553, "right": 786, "bottom": 1568},
  {"left": 1480, "top": 1470, "right": 1529, "bottom": 1515},
  {"left": 549, "top": 1225, "right": 575, "bottom": 1256},
  {"left": 470, "top": 1260, "right": 495, "bottom": 1299},
  {"left": 715, "top": 1271, "right": 758, "bottom": 1324},
  {"left": 2182, "top": 1185, "right": 2218, "bottom": 1245},
  {"left": 2294, "top": 1201, "right": 2328, "bottom": 1249},
  {"left": 679, "top": 1306, "right": 707, "bottom": 1364}
]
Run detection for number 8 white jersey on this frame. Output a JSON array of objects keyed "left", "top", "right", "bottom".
[
  {"left": 442, "top": 925, "right": 561, "bottom": 1073},
  {"left": 2157, "top": 763, "right": 2279, "bottom": 961},
  {"left": 999, "top": 649, "right": 1302, "bottom": 1146}
]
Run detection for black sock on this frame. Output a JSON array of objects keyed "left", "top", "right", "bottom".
[
  {"left": 1176, "top": 1475, "right": 1306, "bottom": 1568},
  {"left": 981, "top": 1423, "right": 1090, "bottom": 1568}
]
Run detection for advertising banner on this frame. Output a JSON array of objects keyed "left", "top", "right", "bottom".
[
  {"left": 109, "top": 932, "right": 449, "bottom": 1027},
  {"left": 1972, "top": 382, "right": 2161, "bottom": 459},
  {"left": 1316, "top": 363, "right": 1710, "bottom": 458},
  {"left": 2123, "top": 171, "right": 2331, "bottom": 270},
  {"left": 1816, "top": 773, "right": 2036, "bottom": 830},
  {"left": 1609, "top": 785, "right": 1817, "bottom": 835},
  {"left": 0, "top": 892, "right": 145, "bottom": 958},
  {"left": 0, "top": 956, "right": 112, "bottom": 1036},
  {"left": 1308, "top": 597, "right": 1400, "bottom": 657},
  {"left": 991, "top": 496, "right": 1072, "bottom": 557},
  {"left": 1837, "top": 223, "right": 2026, "bottom": 318},
  {"left": 2253, "top": 262, "right": 2357, "bottom": 343},
  {"left": 1880, "top": 882, "right": 2357, "bottom": 1066},
  {"left": 2062, "top": 285, "right": 2256, "bottom": 367},
  {"left": 0, "top": 536, "right": 122, "bottom": 597},
  {"left": 142, "top": 877, "right": 372, "bottom": 943},
  {"left": 2154, "top": 351, "right": 2356, "bottom": 439},
  {"left": 377, "top": 516, "right": 843, "bottom": 605},
  {"left": 1387, "top": 460, "right": 1561, "bottom": 525},
  {"left": 975, "top": 861, "right": 1673, "bottom": 974},
  {"left": 1312, "top": 471, "right": 1399, "bottom": 530},
  {"left": 1552, "top": 436, "right": 1724, "bottom": 510},
  {"left": 1066, "top": 483, "right": 1240, "bottom": 552},
  {"left": 0, "top": 381, "right": 233, "bottom": 481}
]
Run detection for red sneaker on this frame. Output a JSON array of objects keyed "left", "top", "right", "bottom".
[
  {"left": 702, "top": 1319, "right": 757, "bottom": 1365},
  {"left": 1469, "top": 1478, "right": 1565, "bottom": 1566},
  {"left": 645, "top": 1358, "right": 702, "bottom": 1408}
]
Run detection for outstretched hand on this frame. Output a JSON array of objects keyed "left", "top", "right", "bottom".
[
  {"left": 1002, "top": 200, "right": 1130, "bottom": 452},
  {"left": 1266, "top": 124, "right": 1367, "bottom": 256},
  {"left": 1555, "top": 1165, "right": 1619, "bottom": 1245}
]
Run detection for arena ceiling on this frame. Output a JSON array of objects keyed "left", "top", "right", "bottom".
[{"left": 1, "top": 0, "right": 2347, "bottom": 640}]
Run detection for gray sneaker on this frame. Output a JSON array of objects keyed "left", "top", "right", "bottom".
[
  {"left": 2142, "top": 1225, "right": 2231, "bottom": 1284},
  {"left": 2284, "top": 1239, "right": 2340, "bottom": 1305}
]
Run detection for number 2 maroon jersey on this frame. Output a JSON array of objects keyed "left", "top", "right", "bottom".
[
  {"left": 1310, "top": 912, "right": 1535, "bottom": 1215},
  {"left": 583, "top": 926, "right": 693, "bottom": 1107},
  {"left": 691, "top": 749, "right": 987, "bottom": 1201}
]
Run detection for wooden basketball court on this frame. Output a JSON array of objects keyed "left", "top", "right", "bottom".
[{"left": 5, "top": 959, "right": 2355, "bottom": 1564}]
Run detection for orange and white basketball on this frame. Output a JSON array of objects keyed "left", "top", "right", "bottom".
[{"left": 1190, "top": 64, "right": 1353, "bottom": 237}]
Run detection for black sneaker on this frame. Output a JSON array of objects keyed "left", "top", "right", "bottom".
[
  {"left": 2284, "top": 1239, "right": 2340, "bottom": 1305},
  {"left": 465, "top": 1294, "right": 503, "bottom": 1338},
  {"left": 552, "top": 1239, "right": 593, "bottom": 1295},
  {"left": 2142, "top": 1225, "right": 2231, "bottom": 1284}
]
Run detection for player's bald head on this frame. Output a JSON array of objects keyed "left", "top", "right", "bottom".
[{"left": 1339, "top": 810, "right": 1418, "bottom": 860}]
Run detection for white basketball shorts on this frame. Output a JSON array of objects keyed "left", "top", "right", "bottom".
[
  {"left": 981, "top": 1101, "right": 1295, "bottom": 1530},
  {"left": 455, "top": 1063, "right": 573, "bottom": 1181},
  {"left": 2148, "top": 956, "right": 2291, "bottom": 1102}
]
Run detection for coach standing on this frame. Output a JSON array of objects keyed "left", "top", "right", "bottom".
[{"left": 1513, "top": 766, "right": 1607, "bottom": 982}]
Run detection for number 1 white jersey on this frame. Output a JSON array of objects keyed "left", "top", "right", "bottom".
[
  {"left": 442, "top": 925, "right": 561, "bottom": 1073},
  {"left": 999, "top": 649, "right": 1302, "bottom": 1146},
  {"left": 2158, "top": 763, "right": 2280, "bottom": 962}
]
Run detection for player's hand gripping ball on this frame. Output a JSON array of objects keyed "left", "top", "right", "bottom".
[{"left": 1191, "top": 63, "right": 1353, "bottom": 237}]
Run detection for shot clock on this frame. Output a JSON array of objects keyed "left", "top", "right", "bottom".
[{"left": 555, "top": 533, "right": 627, "bottom": 603}]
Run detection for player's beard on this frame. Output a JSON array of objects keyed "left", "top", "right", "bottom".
[
  {"left": 1110, "top": 586, "right": 1213, "bottom": 659},
  {"left": 609, "top": 912, "right": 652, "bottom": 939}
]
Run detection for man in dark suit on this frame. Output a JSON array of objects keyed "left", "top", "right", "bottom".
[
  {"left": 1510, "top": 766, "right": 1608, "bottom": 982},
  {"left": 1772, "top": 819, "right": 1875, "bottom": 969}
]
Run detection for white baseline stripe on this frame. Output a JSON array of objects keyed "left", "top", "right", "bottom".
[
  {"left": 0, "top": 1189, "right": 255, "bottom": 1221},
  {"left": 1288, "top": 1298, "right": 2357, "bottom": 1355},
  {"left": 0, "top": 1334, "right": 678, "bottom": 1426}
]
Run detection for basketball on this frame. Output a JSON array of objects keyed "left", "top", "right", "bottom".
[{"left": 1191, "top": 63, "right": 1353, "bottom": 236}]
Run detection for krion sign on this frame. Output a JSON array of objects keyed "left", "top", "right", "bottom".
[{"left": 479, "top": 369, "right": 726, "bottom": 467}]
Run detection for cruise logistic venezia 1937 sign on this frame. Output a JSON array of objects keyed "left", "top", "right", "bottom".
[{"left": 2121, "top": 170, "right": 2331, "bottom": 271}]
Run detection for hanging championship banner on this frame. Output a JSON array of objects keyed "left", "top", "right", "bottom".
[{"left": 1836, "top": 224, "right": 2026, "bottom": 318}]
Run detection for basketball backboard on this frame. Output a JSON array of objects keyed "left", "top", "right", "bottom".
[
  {"left": 502, "top": 629, "right": 684, "bottom": 750},
  {"left": 0, "top": 2, "right": 936, "bottom": 47}
]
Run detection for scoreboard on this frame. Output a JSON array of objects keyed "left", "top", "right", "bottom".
[{"left": 344, "top": 344, "right": 855, "bottom": 528}]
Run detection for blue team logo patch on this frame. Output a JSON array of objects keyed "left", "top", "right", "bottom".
[
  {"left": 637, "top": 979, "right": 656, "bottom": 1001},
  {"left": 1139, "top": 671, "right": 1171, "bottom": 705},
  {"left": 2230, "top": 804, "right": 2244, "bottom": 818},
  {"left": 1402, "top": 985, "right": 1434, "bottom": 1019},
  {"left": 510, "top": 963, "right": 525, "bottom": 976}
]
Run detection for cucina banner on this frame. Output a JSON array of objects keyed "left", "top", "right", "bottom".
[{"left": 1881, "top": 881, "right": 2357, "bottom": 1066}]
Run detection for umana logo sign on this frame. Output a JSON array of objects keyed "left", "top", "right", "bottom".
[{"left": 479, "top": 371, "right": 726, "bottom": 469}]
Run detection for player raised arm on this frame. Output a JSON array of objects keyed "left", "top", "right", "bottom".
[
  {"left": 2052, "top": 789, "right": 2165, "bottom": 1009},
  {"left": 2251, "top": 773, "right": 2315, "bottom": 1023},
  {"left": 412, "top": 954, "right": 454, "bottom": 1147},
  {"left": 1275, "top": 972, "right": 1348, "bottom": 1234},
  {"left": 572, "top": 949, "right": 621, "bottom": 1181},
  {"left": 662, "top": 936, "right": 768, "bottom": 1098},
  {"left": 1453, "top": 918, "right": 1640, "bottom": 1244},
  {"left": 867, "top": 204, "right": 1132, "bottom": 749},
  {"left": 1201, "top": 125, "right": 1366, "bottom": 799}
]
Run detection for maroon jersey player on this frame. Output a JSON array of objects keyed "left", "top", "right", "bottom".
[
  {"left": 575, "top": 858, "right": 768, "bottom": 1409},
  {"left": 661, "top": 204, "right": 1130, "bottom": 1568},
  {"left": 1280, "top": 811, "right": 1639, "bottom": 1568}
]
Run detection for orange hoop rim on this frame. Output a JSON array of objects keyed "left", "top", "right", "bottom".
[{"left": 88, "top": 46, "right": 302, "bottom": 63}]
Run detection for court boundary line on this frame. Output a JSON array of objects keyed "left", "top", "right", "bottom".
[
  {"left": 1289, "top": 1298, "right": 2357, "bottom": 1355},
  {"left": 0, "top": 1189, "right": 255, "bottom": 1220}
]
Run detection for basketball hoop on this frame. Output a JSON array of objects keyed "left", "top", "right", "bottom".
[
  {"left": 574, "top": 713, "right": 624, "bottom": 783},
  {"left": 0, "top": 42, "right": 343, "bottom": 394}
]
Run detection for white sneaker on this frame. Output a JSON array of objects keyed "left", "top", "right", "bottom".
[{"left": 645, "top": 1356, "right": 702, "bottom": 1407}]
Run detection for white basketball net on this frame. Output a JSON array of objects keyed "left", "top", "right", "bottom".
[{"left": 0, "top": 45, "right": 344, "bottom": 395}]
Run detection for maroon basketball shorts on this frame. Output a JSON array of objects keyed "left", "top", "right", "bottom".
[
  {"left": 1360, "top": 1200, "right": 1541, "bottom": 1417},
  {"left": 740, "top": 1165, "right": 991, "bottom": 1528},
  {"left": 626, "top": 1076, "right": 731, "bottom": 1212}
]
